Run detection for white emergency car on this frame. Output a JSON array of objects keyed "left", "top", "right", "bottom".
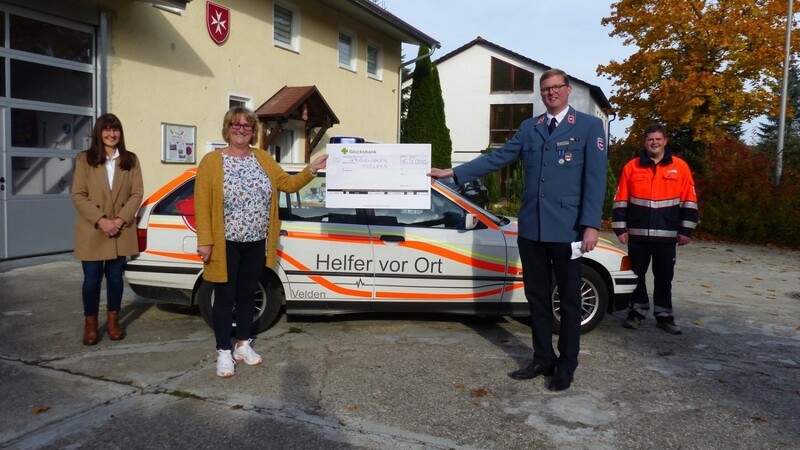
[{"left": 124, "top": 164, "right": 637, "bottom": 334}]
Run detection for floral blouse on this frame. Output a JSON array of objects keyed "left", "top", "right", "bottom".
[{"left": 222, "top": 152, "right": 272, "bottom": 242}]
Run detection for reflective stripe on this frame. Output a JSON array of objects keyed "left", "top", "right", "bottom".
[
  {"left": 681, "top": 220, "right": 697, "bottom": 229},
  {"left": 628, "top": 228, "right": 678, "bottom": 238},
  {"left": 611, "top": 221, "right": 627, "bottom": 229},
  {"left": 682, "top": 201, "right": 699, "bottom": 210},
  {"left": 630, "top": 197, "right": 681, "bottom": 208},
  {"left": 613, "top": 201, "right": 628, "bottom": 208}
]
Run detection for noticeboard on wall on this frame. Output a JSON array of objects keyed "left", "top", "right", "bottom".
[{"left": 161, "top": 123, "right": 196, "bottom": 164}]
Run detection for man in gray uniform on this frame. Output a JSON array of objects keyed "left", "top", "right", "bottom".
[{"left": 428, "top": 68, "right": 607, "bottom": 391}]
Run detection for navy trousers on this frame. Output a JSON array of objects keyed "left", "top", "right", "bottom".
[{"left": 517, "top": 237, "right": 582, "bottom": 374}]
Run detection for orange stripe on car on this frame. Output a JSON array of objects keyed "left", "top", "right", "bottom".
[
  {"left": 140, "top": 169, "right": 197, "bottom": 207},
  {"left": 278, "top": 250, "right": 371, "bottom": 298},
  {"left": 145, "top": 250, "right": 201, "bottom": 262},
  {"left": 149, "top": 223, "right": 189, "bottom": 230},
  {"left": 389, "top": 240, "right": 507, "bottom": 273}
]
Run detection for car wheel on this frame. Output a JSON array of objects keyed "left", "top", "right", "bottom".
[
  {"left": 551, "top": 265, "right": 608, "bottom": 334},
  {"left": 197, "top": 271, "right": 283, "bottom": 335}
]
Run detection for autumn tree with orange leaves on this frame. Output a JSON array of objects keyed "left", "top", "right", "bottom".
[{"left": 599, "top": 0, "right": 800, "bottom": 147}]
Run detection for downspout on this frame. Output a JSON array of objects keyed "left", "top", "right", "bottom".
[
  {"left": 397, "top": 46, "right": 437, "bottom": 143},
  {"left": 607, "top": 112, "right": 616, "bottom": 149}
]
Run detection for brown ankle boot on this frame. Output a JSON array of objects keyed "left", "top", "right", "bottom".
[
  {"left": 83, "top": 316, "right": 99, "bottom": 345},
  {"left": 107, "top": 311, "right": 126, "bottom": 341}
]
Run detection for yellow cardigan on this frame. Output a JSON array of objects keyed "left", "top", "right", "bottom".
[{"left": 194, "top": 148, "right": 315, "bottom": 282}]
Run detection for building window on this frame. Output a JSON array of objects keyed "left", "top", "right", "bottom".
[
  {"left": 228, "top": 94, "right": 252, "bottom": 110},
  {"left": 490, "top": 104, "right": 533, "bottom": 145},
  {"left": 366, "top": 42, "right": 382, "bottom": 80},
  {"left": 338, "top": 28, "right": 357, "bottom": 71},
  {"left": 274, "top": 1, "right": 300, "bottom": 52},
  {"left": 490, "top": 57, "right": 533, "bottom": 93}
]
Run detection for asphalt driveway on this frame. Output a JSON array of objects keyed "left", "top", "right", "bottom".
[{"left": 1, "top": 234, "right": 798, "bottom": 449}]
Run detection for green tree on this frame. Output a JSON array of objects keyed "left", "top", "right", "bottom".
[
  {"left": 401, "top": 46, "right": 452, "bottom": 169},
  {"left": 756, "top": 60, "right": 800, "bottom": 174},
  {"left": 599, "top": 0, "right": 800, "bottom": 148}
]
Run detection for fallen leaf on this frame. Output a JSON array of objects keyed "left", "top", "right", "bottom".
[
  {"left": 751, "top": 416, "right": 768, "bottom": 423},
  {"left": 453, "top": 382, "right": 465, "bottom": 389},
  {"left": 346, "top": 404, "right": 358, "bottom": 412},
  {"left": 691, "top": 320, "right": 705, "bottom": 326},
  {"left": 32, "top": 406, "right": 50, "bottom": 414},
  {"left": 700, "top": 284, "right": 711, "bottom": 288},
  {"left": 470, "top": 388, "right": 489, "bottom": 397}
]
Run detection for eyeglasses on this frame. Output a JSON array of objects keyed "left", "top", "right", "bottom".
[
  {"left": 541, "top": 84, "right": 568, "bottom": 95},
  {"left": 230, "top": 123, "right": 254, "bottom": 131}
]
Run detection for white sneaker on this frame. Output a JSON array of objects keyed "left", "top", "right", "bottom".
[
  {"left": 216, "top": 349, "right": 235, "bottom": 377},
  {"left": 233, "top": 339, "right": 263, "bottom": 365}
]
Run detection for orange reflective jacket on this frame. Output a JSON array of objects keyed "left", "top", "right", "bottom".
[{"left": 612, "top": 151, "right": 698, "bottom": 242}]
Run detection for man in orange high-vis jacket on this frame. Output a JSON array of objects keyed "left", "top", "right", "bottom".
[{"left": 613, "top": 123, "right": 698, "bottom": 334}]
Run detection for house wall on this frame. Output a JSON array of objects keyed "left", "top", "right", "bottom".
[{"left": 98, "top": 0, "right": 403, "bottom": 195}]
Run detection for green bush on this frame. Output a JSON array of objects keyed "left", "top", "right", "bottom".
[
  {"left": 489, "top": 199, "right": 521, "bottom": 218},
  {"left": 508, "top": 163, "right": 525, "bottom": 202},
  {"left": 482, "top": 171, "right": 501, "bottom": 205},
  {"left": 698, "top": 138, "right": 800, "bottom": 248}
]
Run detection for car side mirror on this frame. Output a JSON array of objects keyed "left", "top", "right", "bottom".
[{"left": 464, "top": 213, "right": 478, "bottom": 230}]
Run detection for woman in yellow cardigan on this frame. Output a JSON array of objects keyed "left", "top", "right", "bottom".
[{"left": 195, "top": 106, "right": 327, "bottom": 377}]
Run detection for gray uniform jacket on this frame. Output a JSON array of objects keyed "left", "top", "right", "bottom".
[{"left": 454, "top": 106, "right": 607, "bottom": 243}]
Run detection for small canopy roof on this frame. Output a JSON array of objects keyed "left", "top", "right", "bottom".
[{"left": 254, "top": 85, "right": 339, "bottom": 127}]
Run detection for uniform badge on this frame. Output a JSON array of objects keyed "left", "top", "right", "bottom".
[
  {"left": 564, "top": 151, "right": 573, "bottom": 162},
  {"left": 567, "top": 114, "right": 575, "bottom": 124},
  {"left": 596, "top": 138, "right": 605, "bottom": 151}
]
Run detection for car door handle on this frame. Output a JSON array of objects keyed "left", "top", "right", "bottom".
[{"left": 380, "top": 235, "right": 404, "bottom": 242}]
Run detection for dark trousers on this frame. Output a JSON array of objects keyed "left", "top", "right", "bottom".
[
  {"left": 517, "top": 237, "right": 582, "bottom": 374},
  {"left": 81, "top": 256, "right": 126, "bottom": 316},
  {"left": 627, "top": 240, "right": 677, "bottom": 322},
  {"left": 213, "top": 239, "right": 266, "bottom": 350}
]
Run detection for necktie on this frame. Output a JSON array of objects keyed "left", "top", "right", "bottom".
[{"left": 548, "top": 117, "right": 557, "bottom": 134}]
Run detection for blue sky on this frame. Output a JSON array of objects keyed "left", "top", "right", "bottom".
[
  {"left": 385, "top": 0, "right": 765, "bottom": 144},
  {"left": 385, "top": 0, "right": 635, "bottom": 141}
]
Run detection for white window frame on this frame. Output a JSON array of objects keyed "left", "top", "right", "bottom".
[
  {"left": 366, "top": 41, "right": 383, "bottom": 81},
  {"left": 228, "top": 93, "right": 253, "bottom": 110},
  {"left": 338, "top": 28, "right": 357, "bottom": 72},
  {"left": 273, "top": 1, "right": 300, "bottom": 53}
]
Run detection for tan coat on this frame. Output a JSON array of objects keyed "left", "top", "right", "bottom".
[
  {"left": 194, "top": 148, "right": 315, "bottom": 283},
  {"left": 71, "top": 151, "right": 144, "bottom": 261}
]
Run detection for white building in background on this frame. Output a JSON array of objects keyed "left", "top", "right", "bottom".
[{"left": 434, "top": 37, "right": 612, "bottom": 165}]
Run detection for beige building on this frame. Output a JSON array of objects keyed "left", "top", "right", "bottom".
[{"left": 1, "top": 0, "right": 437, "bottom": 258}]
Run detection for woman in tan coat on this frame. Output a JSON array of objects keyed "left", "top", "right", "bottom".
[
  {"left": 71, "top": 114, "right": 143, "bottom": 345},
  {"left": 195, "top": 106, "right": 327, "bottom": 377}
]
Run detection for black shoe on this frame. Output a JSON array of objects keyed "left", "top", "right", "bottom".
[
  {"left": 548, "top": 370, "right": 574, "bottom": 391},
  {"left": 656, "top": 321, "right": 682, "bottom": 334},
  {"left": 622, "top": 316, "right": 641, "bottom": 330},
  {"left": 508, "top": 362, "right": 555, "bottom": 380}
]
